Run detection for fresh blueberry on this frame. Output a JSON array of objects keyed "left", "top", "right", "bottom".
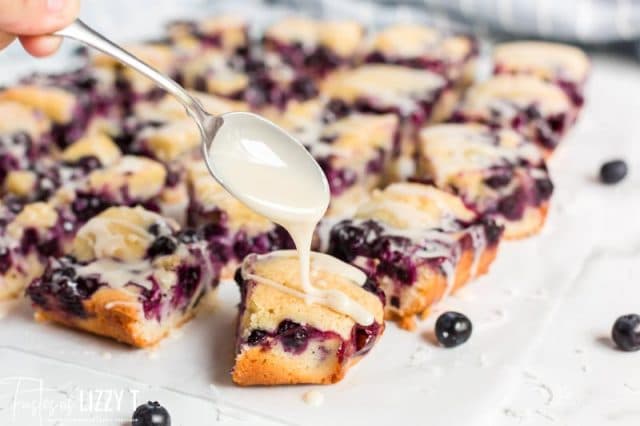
[
  {"left": 147, "top": 236, "right": 177, "bottom": 258},
  {"left": 612, "top": 314, "right": 640, "bottom": 352},
  {"left": 600, "top": 160, "right": 627, "bottom": 185},
  {"left": 435, "top": 311, "right": 472, "bottom": 348},
  {"left": 132, "top": 401, "right": 171, "bottom": 426}
]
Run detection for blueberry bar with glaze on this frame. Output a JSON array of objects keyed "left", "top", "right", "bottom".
[
  {"left": 328, "top": 183, "right": 501, "bottom": 330},
  {"left": 271, "top": 99, "right": 399, "bottom": 217},
  {"left": 263, "top": 17, "right": 364, "bottom": 76},
  {"left": 0, "top": 100, "right": 54, "bottom": 190},
  {"left": 232, "top": 250, "right": 385, "bottom": 385},
  {"left": 493, "top": 41, "right": 589, "bottom": 108},
  {"left": 0, "top": 202, "right": 76, "bottom": 299},
  {"left": 166, "top": 16, "right": 249, "bottom": 55},
  {"left": 321, "top": 64, "right": 454, "bottom": 179},
  {"left": 451, "top": 75, "right": 574, "bottom": 156},
  {"left": 363, "top": 24, "right": 478, "bottom": 87},
  {"left": 186, "top": 160, "right": 293, "bottom": 279},
  {"left": 26, "top": 206, "right": 217, "bottom": 347},
  {"left": 2, "top": 69, "right": 120, "bottom": 147},
  {"left": 3, "top": 132, "right": 122, "bottom": 208},
  {"left": 0, "top": 134, "right": 124, "bottom": 299},
  {"left": 417, "top": 124, "right": 553, "bottom": 239}
]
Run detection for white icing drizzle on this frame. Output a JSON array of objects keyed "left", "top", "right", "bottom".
[
  {"left": 76, "top": 217, "right": 154, "bottom": 259},
  {"left": 440, "top": 258, "right": 457, "bottom": 298},
  {"left": 77, "top": 259, "right": 155, "bottom": 290},
  {"left": 468, "top": 225, "right": 487, "bottom": 277},
  {"left": 242, "top": 251, "right": 374, "bottom": 326},
  {"left": 302, "top": 390, "right": 325, "bottom": 407}
]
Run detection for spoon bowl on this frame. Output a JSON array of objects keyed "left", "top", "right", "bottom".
[{"left": 203, "top": 112, "right": 330, "bottom": 224}]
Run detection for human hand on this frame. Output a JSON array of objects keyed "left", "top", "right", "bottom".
[{"left": 0, "top": 0, "right": 80, "bottom": 57}]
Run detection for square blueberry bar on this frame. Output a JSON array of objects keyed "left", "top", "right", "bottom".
[
  {"left": 263, "top": 17, "right": 364, "bottom": 76},
  {"left": 271, "top": 99, "right": 399, "bottom": 217},
  {"left": 328, "top": 183, "right": 501, "bottom": 330},
  {"left": 2, "top": 69, "right": 121, "bottom": 147},
  {"left": 166, "top": 16, "right": 249, "bottom": 55},
  {"left": 0, "top": 100, "right": 55, "bottom": 190},
  {"left": 493, "top": 41, "right": 589, "bottom": 109},
  {"left": 321, "top": 64, "right": 454, "bottom": 179},
  {"left": 417, "top": 124, "right": 553, "bottom": 239},
  {"left": 233, "top": 250, "right": 385, "bottom": 385},
  {"left": 26, "top": 206, "right": 217, "bottom": 347},
  {"left": 363, "top": 24, "right": 478, "bottom": 87},
  {"left": 450, "top": 75, "right": 575, "bottom": 156}
]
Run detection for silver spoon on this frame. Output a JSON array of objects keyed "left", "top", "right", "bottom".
[{"left": 54, "top": 20, "right": 329, "bottom": 212}]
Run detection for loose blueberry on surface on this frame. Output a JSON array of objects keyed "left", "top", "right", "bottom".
[
  {"left": 599, "top": 160, "right": 627, "bottom": 185},
  {"left": 435, "top": 311, "right": 472, "bottom": 348},
  {"left": 132, "top": 401, "right": 171, "bottom": 426},
  {"left": 612, "top": 314, "right": 640, "bottom": 352},
  {"left": 147, "top": 236, "right": 177, "bottom": 258}
]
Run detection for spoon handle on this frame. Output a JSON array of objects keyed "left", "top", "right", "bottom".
[{"left": 55, "top": 19, "right": 207, "bottom": 121}]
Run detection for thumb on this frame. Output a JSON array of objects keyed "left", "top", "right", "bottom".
[{"left": 0, "top": 0, "right": 80, "bottom": 36}]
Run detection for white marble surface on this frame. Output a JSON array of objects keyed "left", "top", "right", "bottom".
[{"left": 1, "top": 5, "right": 640, "bottom": 425}]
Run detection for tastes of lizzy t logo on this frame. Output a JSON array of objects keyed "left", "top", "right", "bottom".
[{"left": 0, "top": 376, "right": 140, "bottom": 424}]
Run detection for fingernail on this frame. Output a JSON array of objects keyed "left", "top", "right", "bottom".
[{"left": 47, "top": 0, "right": 65, "bottom": 12}]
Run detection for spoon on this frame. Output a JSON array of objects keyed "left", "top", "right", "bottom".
[{"left": 54, "top": 20, "right": 330, "bottom": 221}]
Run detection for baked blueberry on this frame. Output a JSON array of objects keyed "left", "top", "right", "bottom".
[
  {"left": 132, "top": 401, "right": 171, "bottom": 426},
  {"left": 600, "top": 160, "right": 627, "bottom": 185},
  {"left": 147, "top": 236, "right": 177, "bottom": 257},
  {"left": 612, "top": 314, "right": 640, "bottom": 352},
  {"left": 435, "top": 311, "right": 472, "bottom": 348}
]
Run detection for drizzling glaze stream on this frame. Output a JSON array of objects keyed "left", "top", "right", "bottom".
[{"left": 205, "top": 113, "right": 374, "bottom": 325}]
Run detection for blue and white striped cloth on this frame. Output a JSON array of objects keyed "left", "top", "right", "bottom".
[
  {"left": 294, "top": 0, "right": 640, "bottom": 43},
  {"left": 2, "top": 0, "right": 639, "bottom": 85}
]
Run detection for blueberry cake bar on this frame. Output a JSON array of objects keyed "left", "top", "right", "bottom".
[
  {"left": 166, "top": 16, "right": 249, "bottom": 55},
  {"left": 0, "top": 100, "right": 54, "bottom": 189},
  {"left": 271, "top": 99, "right": 399, "bottom": 217},
  {"left": 0, "top": 202, "right": 74, "bottom": 299},
  {"left": 321, "top": 64, "right": 453, "bottom": 178},
  {"left": 92, "top": 44, "right": 177, "bottom": 102},
  {"left": 186, "top": 161, "right": 293, "bottom": 278},
  {"left": 2, "top": 69, "right": 120, "bottom": 147},
  {"left": 26, "top": 206, "right": 216, "bottom": 347},
  {"left": 417, "top": 124, "right": 553, "bottom": 239},
  {"left": 263, "top": 17, "right": 364, "bottom": 76},
  {"left": 451, "top": 75, "right": 574, "bottom": 156},
  {"left": 493, "top": 41, "right": 589, "bottom": 108},
  {"left": 363, "top": 24, "right": 477, "bottom": 87},
  {"left": 233, "top": 250, "right": 385, "bottom": 385},
  {"left": 1, "top": 148, "right": 170, "bottom": 300},
  {"left": 328, "top": 183, "right": 501, "bottom": 329}
]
